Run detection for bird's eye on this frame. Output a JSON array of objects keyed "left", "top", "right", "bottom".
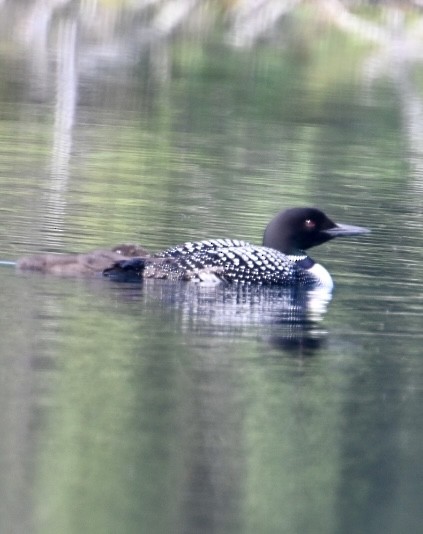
[{"left": 304, "top": 219, "right": 316, "bottom": 230}]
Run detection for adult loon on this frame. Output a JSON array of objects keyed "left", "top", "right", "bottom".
[{"left": 103, "top": 207, "right": 369, "bottom": 288}]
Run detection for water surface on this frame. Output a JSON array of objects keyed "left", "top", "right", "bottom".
[{"left": 0, "top": 4, "right": 422, "bottom": 534}]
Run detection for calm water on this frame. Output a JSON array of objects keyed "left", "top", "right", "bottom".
[{"left": 0, "top": 4, "right": 423, "bottom": 534}]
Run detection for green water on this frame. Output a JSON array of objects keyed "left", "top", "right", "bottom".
[{"left": 0, "top": 4, "right": 422, "bottom": 534}]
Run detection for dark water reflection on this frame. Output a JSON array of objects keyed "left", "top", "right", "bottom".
[
  {"left": 1, "top": 3, "right": 423, "bottom": 534},
  {"left": 1, "top": 264, "right": 422, "bottom": 534}
]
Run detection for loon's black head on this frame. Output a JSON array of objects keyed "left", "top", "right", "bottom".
[{"left": 262, "top": 207, "right": 370, "bottom": 254}]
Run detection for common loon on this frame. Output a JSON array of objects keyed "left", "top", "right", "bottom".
[{"left": 103, "top": 207, "right": 370, "bottom": 288}]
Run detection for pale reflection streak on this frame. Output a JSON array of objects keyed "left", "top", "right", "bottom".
[
  {"left": 362, "top": 14, "right": 423, "bottom": 201},
  {"left": 51, "top": 18, "right": 77, "bottom": 188},
  {"left": 12, "top": 1, "right": 78, "bottom": 247},
  {"left": 46, "top": 17, "right": 78, "bottom": 248}
]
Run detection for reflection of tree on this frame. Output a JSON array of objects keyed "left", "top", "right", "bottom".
[
  {"left": 5, "top": 1, "right": 423, "bottom": 74},
  {"left": 47, "top": 17, "right": 77, "bottom": 244},
  {"left": 2, "top": 0, "right": 423, "bottom": 242},
  {"left": 3, "top": 1, "right": 423, "bottom": 52},
  {"left": 358, "top": 7, "right": 423, "bottom": 199},
  {"left": 4, "top": 1, "right": 423, "bottom": 97}
]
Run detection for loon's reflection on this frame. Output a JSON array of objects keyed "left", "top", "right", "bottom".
[{"left": 107, "top": 280, "right": 332, "bottom": 355}]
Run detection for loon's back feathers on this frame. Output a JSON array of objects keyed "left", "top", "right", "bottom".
[{"left": 104, "top": 207, "right": 369, "bottom": 287}]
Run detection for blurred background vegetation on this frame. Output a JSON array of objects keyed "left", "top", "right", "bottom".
[{"left": 1, "top": 0, "right": 423, "bottom": 252}]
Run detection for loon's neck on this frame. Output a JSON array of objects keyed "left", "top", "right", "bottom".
[
  {"left": 287, "top": 253, "right": 314, "bottom": 269},
  {"left": 288, "top": 252, "right": 333, "bottom": 290}
]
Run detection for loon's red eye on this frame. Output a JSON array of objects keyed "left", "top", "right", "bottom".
[{"left": 304, "top": 219, "right": 316, "bottom": 230}]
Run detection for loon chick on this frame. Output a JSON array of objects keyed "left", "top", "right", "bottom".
[
  {"left": 16, "top": 244, "right": 150, "bottom": 276},
  {"left": 103, "top": 207, "right": 369, "bottom": 288}
]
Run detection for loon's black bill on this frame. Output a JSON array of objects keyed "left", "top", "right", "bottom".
[{"left": 324, "top": 223, "right": 371, "bottom": 238}]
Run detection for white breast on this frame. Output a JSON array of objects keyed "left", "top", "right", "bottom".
[{"left": 307, "top": 262, "right": 334, "bottom": 291}]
